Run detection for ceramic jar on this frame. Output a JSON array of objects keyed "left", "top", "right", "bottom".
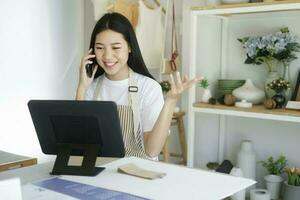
[{"left": 233, "top": 79, "right": 265, "bottom": 104}]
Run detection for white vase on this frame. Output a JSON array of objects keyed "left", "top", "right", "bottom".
[
  {"left": 230, "top": 167, "right": 246, "bottom": 200},
  {"left": 264, "top": 174, "right": 283, "bottom": 199},
  {"left": 201, "top": 88, "right": 212, "bottom": 103},
  {"left": 233, "top": 79, "right": 265, "bottom": 104},
  {"left": 237, "top": 140, "right": 256, "bottom": 197}
]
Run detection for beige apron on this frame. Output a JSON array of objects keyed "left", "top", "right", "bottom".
[{"left": 92, "top": 69, "right": 151, "bottom": 159}]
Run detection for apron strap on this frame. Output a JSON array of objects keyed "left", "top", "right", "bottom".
[{"left": 128, "top": 68, "right": 140, "bottom": 144}]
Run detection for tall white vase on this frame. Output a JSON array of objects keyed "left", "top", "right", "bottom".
[{"left": 237, "top": 140, "right": 256, "bottom": 197}]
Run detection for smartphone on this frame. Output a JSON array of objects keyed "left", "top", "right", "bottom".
[{"left": 85, "top": 54, "right": 96, "bottom": 78}]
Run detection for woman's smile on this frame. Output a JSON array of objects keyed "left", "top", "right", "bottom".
[{"left": 103, "top": 61, "right": 118, "bottom": 68}]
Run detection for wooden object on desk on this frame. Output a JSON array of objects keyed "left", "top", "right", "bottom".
[
  {"left": 0, "top": 151, "right": 37, "bottom": 172},
  {"left": 162, "top": 111, "right": 187, "bottom": 165}
]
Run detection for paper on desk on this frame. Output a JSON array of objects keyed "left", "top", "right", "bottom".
[
  {"left": 23, "top": 177, "right": 148, "bottom": 200},
  {"left": 0, "top": 178, "right": 22, "bottom": 200},
  {"left": 22, "top": 183, "right": 75, "bottom": 200},
  {"left": 60, "top": 157, "right": 256, "bottom": 200}
]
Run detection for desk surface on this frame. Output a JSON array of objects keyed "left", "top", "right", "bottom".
[
  {"left": 0, "top": 156, "right": 255, "bottom": 200},
  {"left": 0, "top": 151, "right": 32, "bottom": 165}
]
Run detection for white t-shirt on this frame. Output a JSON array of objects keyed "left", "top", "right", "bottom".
[{"left": 85, "top": 72, "right": 164, "bottom": 134}]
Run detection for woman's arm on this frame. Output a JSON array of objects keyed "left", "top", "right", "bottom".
[{"left": 143, "top": 72, "right": 199, "bottom": 157}]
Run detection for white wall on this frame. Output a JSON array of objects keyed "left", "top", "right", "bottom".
[{"left": 0, "top": 0, "right": 84, "bottom": 163}]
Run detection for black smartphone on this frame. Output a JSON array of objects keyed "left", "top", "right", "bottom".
[{"left": 85, "top": 55, "right": 96, "bottom": 78}]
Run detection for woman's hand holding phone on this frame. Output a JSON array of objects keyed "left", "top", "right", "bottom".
[{"left": 79, "top": 49, "right": 98, "bottom": 90}]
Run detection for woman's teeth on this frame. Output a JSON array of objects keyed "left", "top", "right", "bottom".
[{"left": 105, "top": 62, "right": 116, "bottom": 67}]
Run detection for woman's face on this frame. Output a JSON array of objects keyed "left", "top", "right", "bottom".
[{"left": 94, "top": 29, "right": 131, "bottom": 80}]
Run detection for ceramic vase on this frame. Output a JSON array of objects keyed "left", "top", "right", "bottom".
[
  {"left": 237, "top": 140, "right": 256, "bottom": 197},
  {"left": 264, "top": 174, "right": 283, "bottom": 199},
  {"left": 232, "top": 79, "right": 265, "bottom": 104}
]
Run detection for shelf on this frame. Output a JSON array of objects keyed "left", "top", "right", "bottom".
[
  {"left": 191, "top": 0, "right": 300, "bottom": 16},
  {"left": 193, "top": 102, "right": 300, "bottom": 122}
]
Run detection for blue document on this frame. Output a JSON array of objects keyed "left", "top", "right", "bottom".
[{"left": 33, "top": 177, "right": 148, "bottom": 200}]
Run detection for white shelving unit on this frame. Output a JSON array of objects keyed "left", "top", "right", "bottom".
[{"left": 187, "top": 1, "right": 300, "bottom": 167}]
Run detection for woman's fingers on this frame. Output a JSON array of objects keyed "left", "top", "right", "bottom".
[
  {"left": 183, "top": 78, "right": 198, "bottom": 90},
  {"left": 169, "top": 74, "right": 176, "bottom": 93},
  {"left": 91, "top": 65, "right": 98, "bottom": 78},
  {"left": 83, "top": 55, "right": 95, "bottom": 64},
  {"left": 175, "top": 72, "right": 183, "bottom": 91},
  {"left": 169, "top": 72, "right": 199, "bottom": 92},
  {"left": 183, "top": 75, "right": 188, "bottom": 83}
]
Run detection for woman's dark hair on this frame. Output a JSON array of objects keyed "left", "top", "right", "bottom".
[{"left": 90, "top": 12, "right": 155, "bottom": 80}]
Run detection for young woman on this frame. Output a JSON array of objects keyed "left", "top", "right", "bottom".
[{"left": 76, "top": 13, "right": 198, "bottom": 159}]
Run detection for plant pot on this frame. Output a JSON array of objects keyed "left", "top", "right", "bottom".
[
  {"left": 264, "top": 174, "right": 283, "bottom": 199},
  {"left": 283, "top": 181, "right": 300, "bottom": 200},
  {"left": 201, "top": 88, "right": 212, "bottom": 103}
]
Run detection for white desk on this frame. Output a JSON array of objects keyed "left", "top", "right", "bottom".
[{"left": 0, "top": 157, "right": 255, "bottom": 200}]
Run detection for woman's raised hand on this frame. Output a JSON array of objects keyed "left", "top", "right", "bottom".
[
  {"left": 165, "top": 71, "right": 201, "bottom": 102},
  {"left": 79, "top": 49, "right": 98, "bottom": 89}
]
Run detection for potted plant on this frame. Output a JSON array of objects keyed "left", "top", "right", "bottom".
[
  {"left": 198, "top": 77, "right": 212, "bottom": 103},
  {"left": 238, "top": 27, "right": 299, "bottom": 98},
  {"left": 283, "top": 167, "right": 300, "bottom": 200},
  {"left": 266, "top": 78, "right": 291, "bottom": 108},
  {"left": 259, "top": 155, "right": 287, "bottom": 199}
]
